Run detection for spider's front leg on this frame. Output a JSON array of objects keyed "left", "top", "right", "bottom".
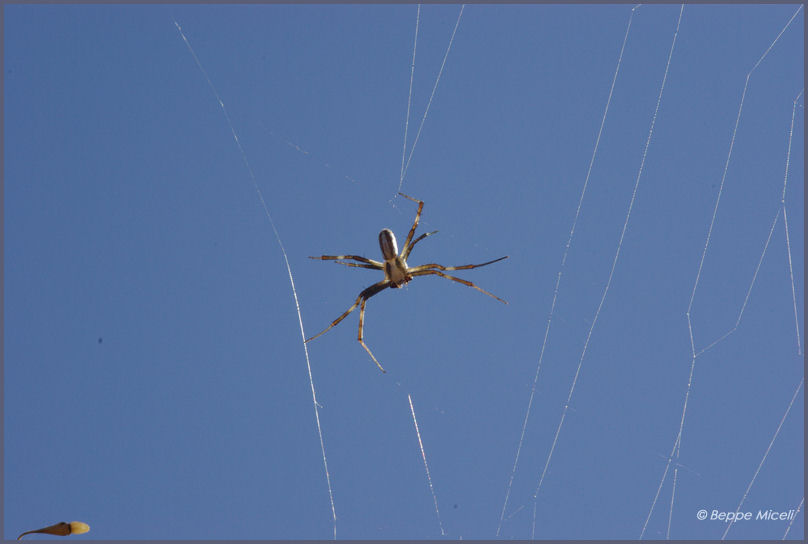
[
  {"left": 403, "top": 229, "right": 438, "bottom": 260},
  {"left": 309, "top": 254, "right": 384, "bottom": 269},
  {"left": 398, "top": 192, "right": 425, "bottom": 255},
  {"left": 409, "top": 255, "right": 509, "bottom": 273}
]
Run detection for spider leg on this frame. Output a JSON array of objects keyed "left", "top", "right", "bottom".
[
  {"left": 408, "top": 255, "right": 508, "bottom": 273},
  {"left": 333, "top": 262, "right": 382, "bottom": 270},
  {"left": 305, "top": 279, "right": 390, "bottom": 342},
  {"left": 402, "top": 230, "right": 438, "bottom": 260},
  {"left": 398, "top": 192, "right": 424, "bottom": 255},
  {"left": 309, "top": 255, "right": 384, "bottom": 269},
  {"left": 358, "top": 297, "right": 386, "bottom": 373},
  {"left": 410, "top": 269, "right": 507, "bottom": 304}
]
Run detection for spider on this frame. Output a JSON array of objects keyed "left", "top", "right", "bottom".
[{"left": 305, "top": 192, "right": 508, "bottom": 373}]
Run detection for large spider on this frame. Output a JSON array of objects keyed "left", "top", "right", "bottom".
[{"left": 305, "top": 193, "right": 508, "bottom": 372}]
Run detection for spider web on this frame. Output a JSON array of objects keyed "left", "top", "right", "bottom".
[
  {"left": 493, "top": 6, "right": 802, "bottom": 540},
  {"left": 172, "top": 4, "right": 803, "bottom": 540}
]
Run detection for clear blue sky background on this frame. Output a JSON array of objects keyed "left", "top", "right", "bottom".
[{"left": 5, "top": 4, "right": 804, "bottom": 540}]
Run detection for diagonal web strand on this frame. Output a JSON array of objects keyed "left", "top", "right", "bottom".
[
  {"left": 399, "top": 4, "right": 465, "bottom": 190},
  {"left": 174, "top": 20, "right": 338, "bottom": 539},
  {"left": 408, "top": 394, "right": 445, "bottom": 536},
  {"left": 783, "top": 497, "right": 804, "bottom": 539},
  {"left": 685, "top": 204, "right": 779, "bottom": 363},
  {"left": 781, "top": 89, "right": 804, "bottom": 356},
  {"left": 534, "top": 2, "right": 684, "bottom": 509},
  {"left": 686, "top": 5, "right": 802, "bottom": 330},
  {"left": 641, "top": 430, "right": 681, "bottom": 538},
  {"left": 666, "top": 466, "right": 678, "bottom": 539},
  {"left": 735, "top": 209, "right": 782, "bottom": 328},
  {"left": 399, "top": 5, "right": 421, "bottom": 188},
  {"left": 782, "top": 206, "right": 801, "bottom": 355},
  {"left": 722, "top": 378, "right": 804, "bottom": 539},
  {"left": 495, "top": 4, "right": 640, "bottom": 535}
]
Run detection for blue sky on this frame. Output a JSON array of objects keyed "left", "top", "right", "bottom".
[{"left": 4, "top": 4, "right": 803, "bottom": 540}]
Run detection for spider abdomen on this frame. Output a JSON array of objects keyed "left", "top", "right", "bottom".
[{"left": 378, "top": 228, "right": 398, "bottom": 260}]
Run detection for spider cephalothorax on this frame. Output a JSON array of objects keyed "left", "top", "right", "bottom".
[{"left": 306, "top": 193, "right": 508, "bottom": 372}]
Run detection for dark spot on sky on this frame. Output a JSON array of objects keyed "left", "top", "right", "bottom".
[{"left": 98, "top": 337, "right": 103, "bottom": 344}]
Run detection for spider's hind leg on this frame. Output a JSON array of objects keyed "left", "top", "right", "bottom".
[
  {"left": 410, "top": 269, "right": 508, "bottom": 304},
  {"left": 358, "top": 297, "right": 386, "bottom": 373},
  {"left": 306, "top": 280, "right": 391, "bottom": 373}
]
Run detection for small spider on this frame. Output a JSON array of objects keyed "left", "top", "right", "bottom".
[{"left": 306, "top": 193, "right": 508, "bottom": 372}]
